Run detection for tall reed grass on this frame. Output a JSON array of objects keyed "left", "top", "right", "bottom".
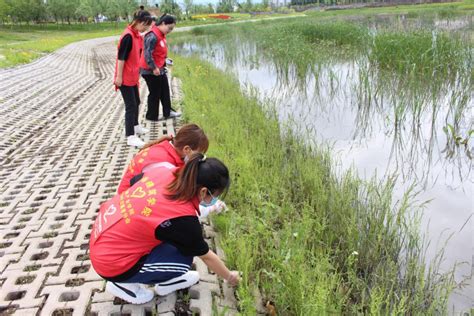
[
  {"left": 171, "top": 15, "right": 472, "bottom": 161},
  {"left": 370, "top": 30, "right": 469, "bottom": 79},
  {"left": 173, "top": 55, "right": 457, "bottom": 315}
]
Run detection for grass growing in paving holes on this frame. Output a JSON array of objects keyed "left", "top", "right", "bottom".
[
  {"left": 23, "top": 264, "right": 41, "bottom": 272},
  {"left": 174, "top": 289, "right": 193, "bottom": 315},
  {"left": 173, "top": 55, "right": 456, "bottom": 315},
  {"left": 15, "top": 275, "right": 36, "bottom": 285}
]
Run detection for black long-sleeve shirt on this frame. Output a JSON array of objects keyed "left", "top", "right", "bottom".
[
  {"left": 155, "top": 216, "right": 209, "bottom": 257},
  {"left": 117, "top": 34, "right": 133, "bottom": 61}
]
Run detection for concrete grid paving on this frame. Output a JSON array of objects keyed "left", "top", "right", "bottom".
[{"left": 0, "top": 37, "right": 238, "bottom": 315}]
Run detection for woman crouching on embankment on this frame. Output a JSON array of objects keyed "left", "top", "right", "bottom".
[{"left": 89, "top": 153, "right": 240, "bottom": 304}]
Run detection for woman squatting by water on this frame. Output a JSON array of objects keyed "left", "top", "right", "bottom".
[{"left": 89, "top": 153, "right": 240, "bottom": 304}]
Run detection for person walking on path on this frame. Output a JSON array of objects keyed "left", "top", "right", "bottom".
[
  {"left": 89, "top": 153, "right": 240, "bottom": 304},
  {"left": 114, "top": 10, "right": 153, "bottom": 148},
  {"left": 140, "top": 14, "right": 181, "bottom": 121}
]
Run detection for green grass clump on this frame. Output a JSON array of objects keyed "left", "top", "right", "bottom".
[
  {"left": 173, "top": 18, "right": 369, "bottom": 81},
  {"left": 173, "top": 55, "right": 456, "bottom": 315},
  {"left": 370, "top": 30, "right": 469, "bottom": 79},
  {"left": 0, "top": 25, "right": 125, "bottom": 68},
  {"left": 295, "top": 21, "right": 367, "bottom": 47}
]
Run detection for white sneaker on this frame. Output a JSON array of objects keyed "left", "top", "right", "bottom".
[
  {"left": 154, "top": 271, "right": 199, "bottom": 296},
  {"left": 167, "top": 110, "right": 181, "bottom": 119},
  {"left": 106, "top": 281, "right": 154, "bottom": 304},
  {"left": 127, "top": 135, "right": 145, "bottom": 148},
  {"left": 134, "top": 125, "right": 149, "bottom": 135}
]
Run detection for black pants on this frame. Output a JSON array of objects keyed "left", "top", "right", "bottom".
[
  {"left": 119, "top": 85, "right": 140, "bottom": 137},
  {"left": 142, "top": 74, "right": 171, "bottom": 120}
]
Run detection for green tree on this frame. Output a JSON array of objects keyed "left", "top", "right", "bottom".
[
  {"left": 47, "top": 0, "right": 79, "bottom": 24},
  {"left": 8, "top": 0, "right": 46, "bottom": 24},
  {"left": 159, "top": 0, "right": 182, "bottom": 19},
  {"left": 216, "top": 0, "right": 233, "bottom": 13},
  {"left": 117, "top": 0, "right": 138, "bottom": 22},
  {"left": 105, "top": 0, "right": 121, "bottom": 22},
  {"left": 183, "top": 0, "right": 193, "bottom": 17},
  {"left": 242, "top": 0, "right": 252, "bottom": 12},
  {"left": 0, "top": 0, "right": 11, "bottom": 23},
  {"left": 191, "top": 3, "right": 214, "bottom": 14},
  {"left": 76, "top": 0, "right": 92, "bottom": 22},
  {"left": 207, "top": 2, "right": 214, "bottom": 13},
  {"left": 91, "top": 0, "right": 108, "bottom": 21}
]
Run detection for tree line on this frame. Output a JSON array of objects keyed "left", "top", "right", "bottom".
[
  {"left": 0, "top": 0, "right": 280, "bottom": 25},
  {"left": 0, "top": 0, "right": 142, "bottom": 24}
]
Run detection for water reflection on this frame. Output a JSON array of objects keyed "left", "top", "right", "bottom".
[{"left": 174, "top": 38, "right": 471, "bottom": 185}]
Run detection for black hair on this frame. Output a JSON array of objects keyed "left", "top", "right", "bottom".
[
  {"left": 157, "top": 14, "right": 177, "bottom": 26},
  {"left": 132, "top": 10, "right": 153, "bottom": 26},
  {"left": 167, "top": 153, "right": 230, "bottom": 201},
  {"left": 196, "top": 156, "right": 230, "bottom": 197},
  {"left": 139, "top": 5, "right": 145, "bottom": 10}
]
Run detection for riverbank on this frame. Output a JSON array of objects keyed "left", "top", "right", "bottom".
[{"left": 172, "top": 55, "right": 457, "bottom": 315}]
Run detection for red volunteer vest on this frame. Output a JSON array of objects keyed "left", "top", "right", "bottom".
[
  {"left": 140, "top": 25, "right": 167, "bottom": 70},
  {"left": 117, "top": 141, "right": 184, "bottom": 194},
  {"left": 114, "top": 25, "right": 143, "bottom": 87},
  {"left": 89, "top": 167, "right": 199, "bottom": 277}
]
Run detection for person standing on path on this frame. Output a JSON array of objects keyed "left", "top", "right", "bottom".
[
  {"left": 114, "top": 10, "right": 153, "bottom": 148},
  {"left": 140, "top": 14, "right": 181, "bottom": 121},
  {"left": 89, "top": 153, "right": 240, "bottom": 304}
]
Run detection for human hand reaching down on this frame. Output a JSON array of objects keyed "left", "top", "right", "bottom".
[
  {"left": 226, "top": 271, "right": 241, "bottom": 286},
  {"left": 199, "top": 200, "right": 227, "bottom": 219}
]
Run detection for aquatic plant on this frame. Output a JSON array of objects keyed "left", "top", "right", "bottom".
[{"left": 173, "top": 55, "right": 457, "bottom": 315}]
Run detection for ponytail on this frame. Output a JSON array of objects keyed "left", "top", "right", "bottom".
[
  {"left": 157, "top": 13, "right": 177, "bottom": 26},
  {"left": 167, "top": 153, "right": 230, "bottom": 201}
]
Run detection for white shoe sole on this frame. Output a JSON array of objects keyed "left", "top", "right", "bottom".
[
  {"left": 127, "top": 143, "right": 144, "bottom": 148},
  {"left": 155, "top": 271, "right": 199, "bottom": 296},
  {"left": 127, "top": 140, "right": 145, "bottom": 148},
  {"left": 106, "top": 282, "right": 154, "bottom": 304},
  {"left": 135, "top": 128, "right": 149, "bottom": 135}
]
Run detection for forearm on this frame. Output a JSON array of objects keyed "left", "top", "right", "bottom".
[
  {"left": 116, "top": 60, "right": 125, "bottom": 78},
  {"left": 199, "top": 250, "right": 231, "bottom": 280}
]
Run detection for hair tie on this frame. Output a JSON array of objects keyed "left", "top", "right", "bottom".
[{"left": 199, "top": 155, "right": 207, "bottom": 162}]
